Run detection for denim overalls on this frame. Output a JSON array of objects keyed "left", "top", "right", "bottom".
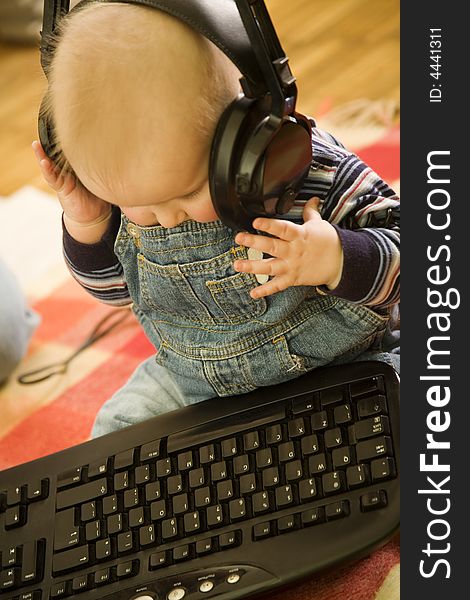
[{"left": 92, "top": 215, "right": 396, "bottom": 437}]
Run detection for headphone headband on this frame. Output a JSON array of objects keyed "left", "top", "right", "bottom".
[{"left": 41, "top": 0, "right": 297, "bottom": 117}]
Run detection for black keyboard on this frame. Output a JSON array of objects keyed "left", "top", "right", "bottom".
[{"left": 0, "top": 361, "right": 399, "bottom": 600}]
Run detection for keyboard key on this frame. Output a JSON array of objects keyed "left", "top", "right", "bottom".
[
  {"left": 173, "top": 493, "right": 189, "bottom": 514},
  {"left": 206, "top": 504, "right": 224, "bottom": 528},
  {"left": 352, "top": 415, "right": 389, "bottom": 440},
  {"left": 149, "top": 551, "right": 168, "bottom": 569},
  {"left": 229, "top": 498, "right": 247, "bottom": 520},
  {"left": 217, "top": 480, "right": 234, "bottom": 501},
  {"left": 72, "top": 573, "right": 89, "bottom": 592},
  {"left": 189, "top": 468, "right": 205, "bottom": 488},
  {"left": 145, "top": 481, "right": 162, "bottom": 501},
  {"left": 52, "top": 544, "right": 90, "bottom": 574},
  {"left": 1, "top": 546, "right": 17, "bottom": 567},
  {"left": 20, "top": 539, "right": 44, "bottom": 585},
  {"left": 114, "top": 448, "right": 135, "bottom": 470},
  {"left": 50, "top": 580, "right": 68, "bottom": 597},
  {"left": 285, "top": 460, "right": 303, "bottom": 482},
  {"left": 243, "top": 431, "right": 260, "bottom": 451},
  {"left": 162, "top": 517, "right": 178, "bottom": 539},
  {"left": 233, "top": 454, "right": 250, "bottom": 475},
  {"left": 0, "top": 567, "right": 16, "bottom": 590},
  {"left": 139, "top": 524, "right": 156, "bottom": 546},
  {"left": 292, "top": 394, "right": 316, "bottom": 414},
  {"left": 334, "top": 404, "right": 352, "bottom": 424},
  {"left": 167, "top": 475, "right": 183, "bottom": 495},
  {"left": 156, "top": 458, "right": 172, "bottom": 478},
  {"left": 5, "top": 505, "right": 26, "bottom": 529},
  {"left": 135, "top": 464, "right": 150, "bottom": 485},
  {"left": 173, "top": 545, "right": 190, "bottom": 561},
  {"left": 184, "top": 511, "right": 201, "bottom": 533},
  {"left": 56, "top": 478, "right": 107, "bottom": 510},
  {"left": 26, "top": 478, "right": 49, "bottom": 502},
  {"left": 301, "top": 434, "right": 319, "bottom": 456},
  {"left": 81, "top": 501, "right": 97, "bottom": 522},
  {"left": 102, "top": 494, "right": 118, "bottom": 515},
  {"left": 301, "top": 507, "right": 324, "bottom": 526},
  {"left": 94, "top": 568, "right": 111, "bottom": 585},
  {"left": 253, "top": 521, "right": 272, "bottom": 540},
  {"left": 371, "top": 457, "right": 396, "bottom": 481},
  {"left": 194, "top": 487, "right": 212, "bottom": 508},
  {"left": 239, "top": 473, "right": 257, "bottom": 494},
  {"left": 324, "top": 427, "right": 342, "bottom": 448},
  {"left": 319, "top": 386, "right": 345, "bottom": 406},
  {"left": 199, "top": 444, "right": 216, "bottom": 465},
  {"left": 221, "top": 438, "right": 238, "bottom": 458},
  {"left": 129, "top": 506, "right": 145, "bottom": 527},
  {"left": 322, "top": 471, "right": 344, "bottom": 495},
  {"left": 117, "top": 531, "right": 135, "bottom": 554},
  {"left": 211, "top": 461, "right": 228, "bottom": 482},
  {"left": 140, "top": 439, "right": 161, "bottom": 462},
  {"left": 150, "top": 499, "right": 167, "bottom": 520},
  {"left": 308, "top": 453, "right": 327, "bottom": 475},
  {"left": 219, "top": 531, "right": 239, "bottom": 549},
  {"left": 57, "top": 468, "right": 81, "bottom": 489},
  {"left": 361, "top": 490, "right": 388, "bottom": 511},
  {"left": 332, "top": 446, "right": 353, "bottom": 469},
  {"left": 356, "top": 436, "right": 393, "bottom": 462},
  {"left": 277, "top": 514, "right": 296, "bottom": 533},
  {"left": 177, "top": 451, "right": 194, "bottom": 470},
  {"left": 87, "top": 459, "right": 109, "bottom": 479},
  {"left": 54, "top": 508, "right": 79, "bottom": 551},
  {"left": 350, "top": 376, "right": 384, "bottom": 398},
  {"left": 275, "top": 485, "right": 294, "bottom": 509},
  {"left": 256, "top": 448, "right": 273, "bottom": 469},
  {"left": 262, "top": 466, "right": 280, "bottom": 488},
  {"left": 288, "top": 417, "right": 306, "bottom": 438},
  {"left": 265, "top": 423, "right": 284, "bottom": 444},
  {"left": 346, "top": 464, "right": 368, "bottom": 488},
  {"left": 357, "top": 394, "right": 387, "bottom": 418},
  {"left": 278, "top": 441, "right": 296, "bottom": 462},
  {"left": 195, "top": 538, "right": 214, "bottom": 555},
  {"left": 95, "top": 538, "right": 112, "bottom": 561},
  {"left": 299, "top": 478, "right": 317, "bottom": 502},
  {"left": 325, "top": 500, "right": 349, "bottom": 520},
  {"left": 116, "top": 559, "right": 138, "bottom": 578},
  {"left": 311, "top": 410, "right": 328, "bottom": 431},
  {"left": 107, "top": 513, "right": 123, "bottom": 534}
]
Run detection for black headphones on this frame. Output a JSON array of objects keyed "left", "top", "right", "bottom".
[{"left": 39, "top": 0, "right": 312, "bottom": 232}]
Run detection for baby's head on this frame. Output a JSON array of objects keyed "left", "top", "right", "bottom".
[{"left": 44, "top": 1, "right": 241, "bottom": 227}]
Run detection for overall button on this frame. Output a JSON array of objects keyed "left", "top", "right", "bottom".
[
  {"left": 167, "top": 588, "right": 186, "bottom": 600},
  {"left": 227, "top": 573, "right": 241, "bottom": 584}
]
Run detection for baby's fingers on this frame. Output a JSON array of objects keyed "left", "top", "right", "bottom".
[{"left": 249, "top": 274, "right": 290, "bottom": 299}]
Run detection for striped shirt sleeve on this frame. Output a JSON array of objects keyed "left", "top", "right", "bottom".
[
  {"left": 62, "top": 206, "right": 131, "bottom": 306},
  {"left": 284, "top": 126, "right": 400, "bottom": 310}
]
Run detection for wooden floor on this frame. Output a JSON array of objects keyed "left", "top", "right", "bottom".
[{"left": 0, "top": 0, "right": 399, "bottom": 197}]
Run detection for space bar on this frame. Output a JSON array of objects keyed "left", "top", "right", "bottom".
[{"left": 167, "top": 402, "right": 286, "bottom": 453}]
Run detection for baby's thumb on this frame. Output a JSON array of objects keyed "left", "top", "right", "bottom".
[{"left": 303, "top": 197, "right": 322, "bottom": 222}]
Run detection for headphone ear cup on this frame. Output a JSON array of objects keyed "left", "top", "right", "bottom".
[{"left": 209, "top": 95, "right": 258, "bottom": 231}]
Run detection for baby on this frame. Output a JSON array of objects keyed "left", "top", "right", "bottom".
[{"left": 33, "top": 2, "right": 400, "bottom": 437}]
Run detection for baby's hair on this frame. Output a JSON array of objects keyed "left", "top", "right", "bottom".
[{"left": 41, "top": 1, "right": 240, "bottom": 191}]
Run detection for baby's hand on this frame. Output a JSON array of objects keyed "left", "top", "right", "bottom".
[
  {"left": 32, "top": 141, "right": 112, "bottom": 243},
  {"left": 233, "top": 197, "right": 344, "bottom": 299}
]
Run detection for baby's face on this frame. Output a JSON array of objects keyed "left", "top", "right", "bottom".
[{"left": 76, "top": 129, "right": 219, "bottom": 229}]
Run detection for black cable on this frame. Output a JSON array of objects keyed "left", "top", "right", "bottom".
[{"left": 17, "top": 308, "right": 132, "bottom": 385}]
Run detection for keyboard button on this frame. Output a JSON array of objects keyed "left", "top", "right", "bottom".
[
  {"left": 332, "top": 446, "right": 353, "bottom": 469},
  {"left": 177, "top": 451, "right": 194, "bottom": 471},
  {"left": 334, "top": 404, "right": 352, "bottom": 424},
  {"left": 265, "top": 423, "right": 283, "bottom": 444},
  {"left": 87, "top": 459, "right": 109, "bottom": 479},
  {"left": 221, "top": 438, "right": 238, "bottom": 458},
  {"left": 1, "top": 546, "right": 18, "bottom": 567},
  {"left": 352, "top": 416, "right": 389, "bottom": 441},
  {"left": 116, "top": 559, "right": 138, "bottom": 578},
  {"left": 217, "top": 480, "right": 234, "bottom": 502},
  {"left": 81, "top": 501, "right": 96, "bottom": 522},
  {"left": 275, "top": 485, "right": 294, "bottom": 509},
  {"left": 357, "top": 394, "right": 387, "bottom": 418},
  {"left": 52, "top": 545, "right": 90, "bottom": 574},
  {"left": 311, "top": 410, "right": 328, "bottom": 431},
  {"left": 188, "top": 468, "right": 205, "bottom": 488},
  {"left": 301, "top": 506, "right": 324, "bottom": 526},
  {"left": 346, "top": 464, "right": 369, "bottom": 488},
  {"left": 72, "top": 573, "right": 89, "bottom": 592},
  {"left": 102, "top": 494, "right": 118, "bottom": 515},
  {"left": 255, "top": 448, "right": 273, "bottom": 469},
  {"left": 173, "top": 493, "right": 189, "bottom": 514},
  {"left": 5, "top": 505, "right": 26, "bottom": 529},
  {"left": 292, "top": 394, "right": 316, "bottom": 415},
  {"left": 94, "top": 568, "right": 111, "bottom": 585},
  {"left": 356, "top": 436, "right": 393, "bottom": 462},
  {"left": 21, "top": 539, "right": 44, "bottom": 585},
  {"left": 229, "top": 498, "right": 248, "bottom": 521},
  {"left": 211, "top": 461, "right": 228, "bottom": 482},
  {"left": 361, "top": 490, "right": 388, "bottom": 511},
  {"left": 219, "top": 531, "right": 239, "bottom": 549},
  {"left": 350, "top": 376, "right": 384, "bottom": 398},
  {"left": 56, "top": 478, "right": 108, "bottom": 510},
  {"left": 308, "top": 453, "right": 327, "bottom": 475},
  {"left": 50, "top": 580, "right": 68, "bottom": 597},
  {"left": 135, "top": 465, "right": 150, "bottom": 485},
  {"left": 140, "top": 439, "right": 161, "bottom": 462},
  {"left": 239, "top": 473, "right": 257, "bottom": 494},
  {"left": 285, "top": 460, "right": 303, "bottom": 482},
  {"left": 319, "top": 386, "right": 345, "bottom": 406},
  {"left": 277, "top": 514, "right": 296, "bottom": 533},
  {"left": 54, "top": 508, "right": 80, "bottom": 551},
  {"left": 114, "top": 448, "right": 135, "bottom": 470},
  {"left": 324, "top": 428, "right": 343, "bottom": 449},
  {"left": 243, "top": 431, "right": 260, "bottom": 451},
  {"left": 195, "top": 538, "right": 214, "bottom": 555},
  {"left": 206, "top": 504, "right": 224, "bottom": 528},
  {"left": 57, "top": 468, "right": 82, "bottom": 489},
  {"left": 129, "top": 506, "right": 146, "bottom": 527},
  {"left": 149, "top": 551, "right": 168, "bottom": 569},
  {"left": 85, "top": 519, "right": 102, "bottom": 541},
  {"left": 27, "top": 478, "right": 49, "bottom": 502},
  {"left": 184, "top": 511, "right": 201, "bottom": 533},
  {"left": 199, "top": 444, "right": 216, "bottom": 465},
  {"left": 299, "top": 478, "right": 317, "bottom": 502},
  {"left": 114, "top": 471, "right": 129, "bottom": 491},
  {"left": 262, "top": 466, "right": 280, "bottom": 488},
  {"left": 95, "top": 538, "right": 112, "bottom": 560},
  {"left": 322, "top": 471, "right": 344, "bottom": 495},
  {"left": 371, "top": 457, "right": 396, "bottom": 481},
  {"left": 156, "top": 458, "right": 172, "bottom": 478},
  {"left": 162, "top": 517, "right": 178, "bottom": 539},
  {"left": 139, "top": 524, "right": 156, "bottom": 546},
  {"left": 253, "top": 521, "right": 272, "bottom": 540},
  {"left": 145, "top": 481, "right": 162, "bottom": 501},
  {"left": 167, "top": 475, "right": 183, "bottom": 495},
  {"left": 194, "top": 487, "right": 212, "bottom": 508},
  {"left": 288, "top": 417, "right": 306, "bottom": 439},
  {"left": 325, "top": 500, "right": 349, "bottom": 520},
  {"left": 233, "top": 454, "right": 250, "bottom": 475},
  {"left": 173, "top": 545, "right": 190, "bottom": 561},
  {"left": 301, "top": 434, "right": 319, "bottom": 456},
  {"left": 117, "top": 531, "right": 135, "bottom": 554},
  {"left": 278, "top": 441, "right": 296, "bottom": 462},
  {"left": 0, "top": 567, "right": 16, "bottom": 590}
]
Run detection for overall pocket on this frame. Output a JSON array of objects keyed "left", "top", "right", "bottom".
[{"left": 137, "top": 246, "right": 267, "bottom": 325}]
